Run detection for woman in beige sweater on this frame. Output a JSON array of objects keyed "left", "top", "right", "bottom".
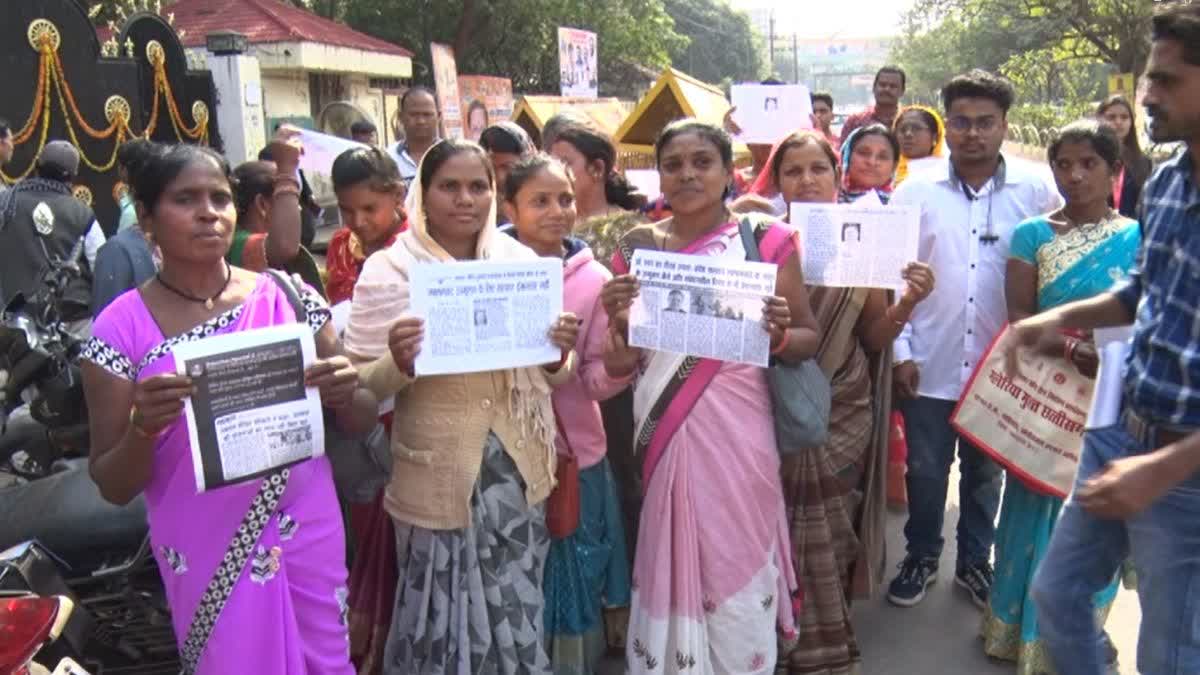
[{"left": 343, "top": 139, "right": 580, "bottom": 674}]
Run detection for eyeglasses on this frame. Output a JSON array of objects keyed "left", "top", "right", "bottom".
[
  {"left": 896, "top": 123, "right": 932, "bottom": 136},
  {"left": 946, "top": 116, "right": 1000, "bottom": 134}
]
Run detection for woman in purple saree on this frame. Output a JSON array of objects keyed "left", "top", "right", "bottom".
[
  {"left": 80, "top": 144, "right": 378, "bottom": 674},
  {"left": 600, "top": 120, "right": 823, "bottom": 673}
]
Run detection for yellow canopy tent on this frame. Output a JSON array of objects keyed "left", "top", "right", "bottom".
[
  {"left": 613, "top": 68, "right": 748, "bottom": 169},
  {"left": 511, "top": 96, "right": 630, "bottom": 148}
]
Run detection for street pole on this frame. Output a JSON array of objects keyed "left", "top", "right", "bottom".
[
  {"left": 768, "top": 11, "right": 775, "bottom": 74},
  {"left": 792, "top": 33, "right": 799, "bottom": 84}
]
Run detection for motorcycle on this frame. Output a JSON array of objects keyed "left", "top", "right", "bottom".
[
  {"left": 0, "top": 259, "right": 179, "bottom": 674},
  {"left": 0, "top": 260, "right": 89, "bottom": 480}
]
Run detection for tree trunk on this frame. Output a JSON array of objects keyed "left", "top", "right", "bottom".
[{"left": 452, "top": 0, "right": 481, "bottom": 65}]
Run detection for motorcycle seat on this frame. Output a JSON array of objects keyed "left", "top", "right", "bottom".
[{"left": 0, "top": 460, "right": 147, "bottom": 573}]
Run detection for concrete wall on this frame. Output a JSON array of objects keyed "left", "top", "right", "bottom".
[
  {"left": 189, "top": 42, "right": 411, "bottom": 79},
  {"left": 260, "top": 71, "right": 311, "bottom": 124}
]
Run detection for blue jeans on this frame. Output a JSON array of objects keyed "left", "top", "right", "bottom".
[
  {"left": 899, "top": 396, "right": 1003, "bottom": 566},
  {"left": 1033, "top": 423, "right": 1200, "bottom": 674}
]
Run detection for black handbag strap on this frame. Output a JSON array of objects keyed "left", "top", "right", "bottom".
[
  {"left": 265, "top": 269, "right": 308, "bottom": 325},
  {"left": 737, "top": 217, "right": 763, "bottom": 263}
]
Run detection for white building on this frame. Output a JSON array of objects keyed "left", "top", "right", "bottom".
[{"left": 168, "top": 0, "right": 413, "bottom": 146}]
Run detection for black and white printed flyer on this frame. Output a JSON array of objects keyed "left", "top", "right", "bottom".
[{"left": 174, "top": 322, "right": 324, "bottom": 493}]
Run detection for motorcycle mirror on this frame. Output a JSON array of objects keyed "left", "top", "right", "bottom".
[{"left": 3, "top": 293, "right": 27, "bottom": 316}]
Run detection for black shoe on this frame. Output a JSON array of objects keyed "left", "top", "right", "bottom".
[
  {"left": 887, "top": 555, "right": 939, "bottom": 607},
  {"left": 1103, "top": 631, "right": 1119, "bottom": 671},
  {"left": 955, "top": 560, "right": 993, "bottom": 609}
]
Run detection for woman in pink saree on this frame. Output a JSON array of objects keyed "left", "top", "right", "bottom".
[
  {"left": 80, "top": 143, "right": 378, "bottom": 674},
  {"left": 600, "top": 120, "right": 823, "bottom": 673}
]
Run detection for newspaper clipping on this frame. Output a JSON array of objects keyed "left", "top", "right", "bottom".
[
  {"left": 174, "top": 323, "right": 324, "bottom": 494},
  {"left": 409, "top": 258, "right": 564, "bottom": 375},
  {"left": 628, "top": 250, "right": 777, "bottom": 367},
  {"left": 789, "top": 202, "right": 919, "bottom": 290}
]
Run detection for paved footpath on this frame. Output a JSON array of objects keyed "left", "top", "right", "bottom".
[{"left": 602, "top": 465, "right": 1143, "bottom": 674}]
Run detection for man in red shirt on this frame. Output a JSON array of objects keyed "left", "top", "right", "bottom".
[
  {"left": 811, "top": 92, "right": 840, "bottom": 147},
  {"left": 839, "top": 65, "right": 907, "bottom": 148}
]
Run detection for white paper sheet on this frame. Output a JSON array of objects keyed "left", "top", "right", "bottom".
[
  {"left": 624, "top": 169, "right": 661, "bottom": 201},
  {"left": 789, "top": 202, "right": 920, "bottom": 290},
  {"left": 408, "top": 258, "right": 564, "bottom": 375},
  {"left": 174, "top": 322, "right": 324, "bottom": 493},
  {"left": 294, "top": 128, "right": 368, "bottom": 175},
  {"left": 1086, "top": 325, "right": 1133, "bottom": 428},
  {"left": 730, "top": 83, "right": 813, "bottom": 145},
  {"left": 329, "top": 301, "right": 392, "bottom": 415},
  {"left": 628, "top": 249, "right": 777, "bottom": 367}
]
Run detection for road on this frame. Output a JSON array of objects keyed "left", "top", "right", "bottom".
[{"left": 601, "top": 464, "right": 1143, "bottom": 674}]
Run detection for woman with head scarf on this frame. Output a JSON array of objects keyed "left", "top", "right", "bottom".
[
  {"left": 343, "top": 138, "right": 582, "bottom": 673},
  {"left": 893, "top": 105, "right": 946, "bottom": 185},
  {"left": 839, "top": 124, "right": 900, "bottom": 203}
]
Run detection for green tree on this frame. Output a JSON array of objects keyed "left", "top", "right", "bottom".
[
  {"left": 663, "top": 0, "right": 765, "bottom": 84},
  {"left": 336, "top": 0, "right": 686, "bottom": 98},
  {"left": 892, "top": 0, "right": 1151, "bottom": 106}
]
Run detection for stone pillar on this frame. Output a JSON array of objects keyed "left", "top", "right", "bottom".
[{"left": 206, "top": 32, "right": 265, "bottom": 166}]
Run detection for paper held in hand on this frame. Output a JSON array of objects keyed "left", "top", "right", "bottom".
[
  {"left": 790, "top": 202, "right": 920, "bottom": 291},
  {"left": 293, "top": 128, "right": 367, "bottom": 175},
  {"left": 408, "top": 258, "right": 564, "bottom": 376},
  {"left": 174, "top": 322, "right": 325, "bottom": 494},
  {"left": 951, "top": 325, "right": 1095, "bottom": 498},
  {"left": 628, "top": 249, "right": 777, "bottom": 367},
  {"left": 1086, "top": 325, "right": 1132, "bottom": 428},
  {"left": 729, "top": 83, "right": 813, "bottom": 145}
]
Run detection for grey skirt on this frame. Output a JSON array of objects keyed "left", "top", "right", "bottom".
[{"left": 383, "top": 432, "right": 551, "bottom": 674}]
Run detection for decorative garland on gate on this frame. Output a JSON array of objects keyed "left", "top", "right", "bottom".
[{"left": 1, "top": 18, "right": 209, "bottom": 187}]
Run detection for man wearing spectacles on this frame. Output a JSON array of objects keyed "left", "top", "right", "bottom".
[{"left": 885, "top": 70, "right": 1062, "bottom": 611}]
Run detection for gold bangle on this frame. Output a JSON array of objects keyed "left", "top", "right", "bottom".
[{"left": 129, "top": 408, "right": 158, "bottom": 439}]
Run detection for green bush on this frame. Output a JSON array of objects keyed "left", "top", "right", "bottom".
[{"left": 1007, "top": 102, "right": 1096, "bottom": 146}]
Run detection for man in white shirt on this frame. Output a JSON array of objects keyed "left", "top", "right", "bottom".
[
  {"left": 388, "top": 86, "right": 440, "bottom": 186},
  {"left": 886, "top": 70, "right": 1062, "bottom": 609}
]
